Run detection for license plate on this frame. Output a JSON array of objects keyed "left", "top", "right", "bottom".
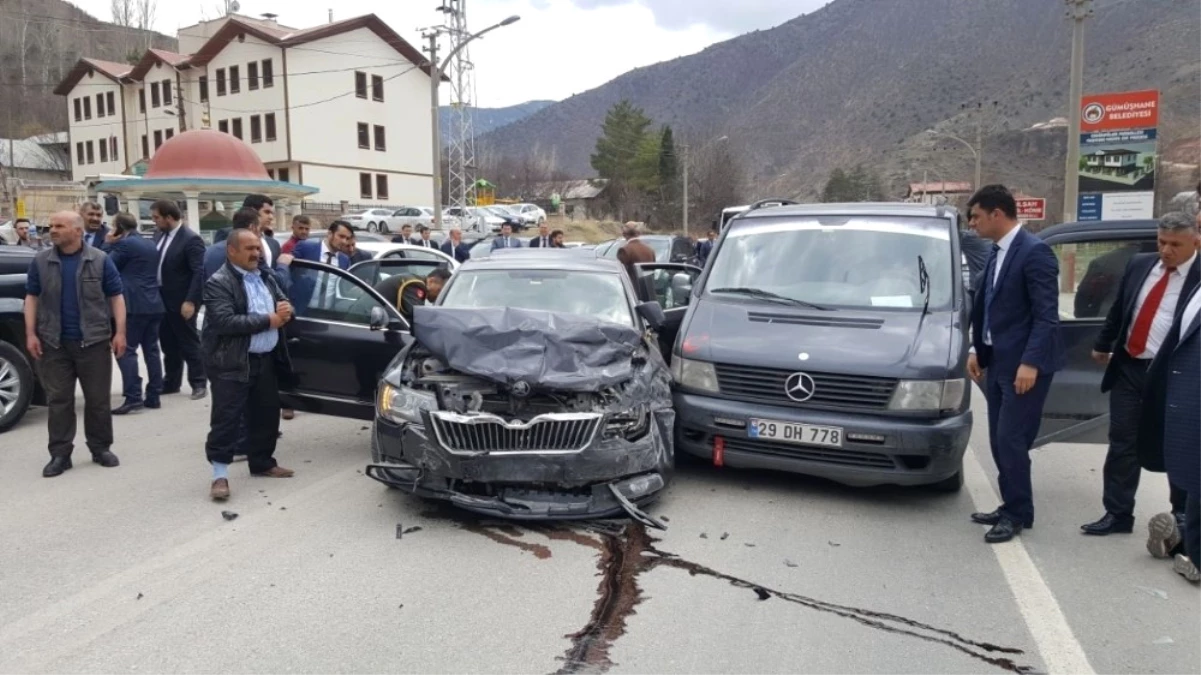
[{"left": 748, "top": 419, "right": 844, "bottom": 448}]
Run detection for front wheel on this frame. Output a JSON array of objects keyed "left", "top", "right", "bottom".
[
  {"left": 0, "top": 341, "right": 35, "bottom": 433},
  {"left": 367, "top": 221, "right": 379, "bottom": 233}
]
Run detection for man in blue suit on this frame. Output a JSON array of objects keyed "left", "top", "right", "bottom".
[
  {"left": 195, "top": 207, "right": 291, "bottom": 293},
  {"left": 290, "top": 220, "right": 353, "bottom": 315},
  {"left": 490, "top": 223, "right": 523, "bottom": 251},
  {"left": 696, "top": 229, "right": 717, "bottom": 265},
  {"left": 966, "top": 185, "right": 1066, "bottom": 544},
  {"left": 1160, "top": 283, "right": 1201, "bottom": 582},
  {"left": 105, "top": 212, "right": 165, "bottom": 415},
  {"left": 440, "top": 227, "right": 471, "bottom": 263},
  {"left": 80, "top": 201, "right": 110, "bottom": 249}
]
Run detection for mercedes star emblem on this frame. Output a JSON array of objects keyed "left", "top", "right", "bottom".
[{"left": 784, "top": 372, "right": 817, "bottom": 402}]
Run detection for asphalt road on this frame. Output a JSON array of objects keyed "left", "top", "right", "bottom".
[{"left": 1, "top": 374, "right": 1197, "bottom": 674}]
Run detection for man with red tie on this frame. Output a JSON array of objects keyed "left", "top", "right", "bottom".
[{"left": 1084, "top": 211, "right": 1200, "bottom": 538}]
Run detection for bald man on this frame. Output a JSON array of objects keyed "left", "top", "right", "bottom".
[{"left": 25, "top": 210, "right": 127, "bottom": 478}]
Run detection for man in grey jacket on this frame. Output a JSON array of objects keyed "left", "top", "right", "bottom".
[{"left": 24, "top": 210, "right": 127, "bottom": 477}]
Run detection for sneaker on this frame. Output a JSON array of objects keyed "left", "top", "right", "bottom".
[
  {"left": 1147, "top": 512, "right": 1182, "bottom": 559},
  {"left": 210, "top": 478, "right": 230, "bottom": 501},
  {"left": 1172, "top": 554, "right": 1200, "bottom": 583}
]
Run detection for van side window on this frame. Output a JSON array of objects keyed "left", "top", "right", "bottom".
[{"left": 1050, "top": 239, "right": 1157, "bottom": 320}]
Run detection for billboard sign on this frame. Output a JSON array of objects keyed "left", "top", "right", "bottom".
[
  {"left": 1016, "top": 197, "right": 1045, "bottom": 221},
  {"left": 1077, "top": 89, "right": 1158, "bottom": 221}
]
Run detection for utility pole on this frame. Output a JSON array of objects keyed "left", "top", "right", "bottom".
[
  {"left": 1063, "top": 0, "right": 1093, "bottom": 223},
  {"left": 974, "top": 119, "right": 982, "bottom": 192},
  {"left": 681, "top": 143, "right": 689, "bottom": 237},
  {"left": 175, "top": 77, "right": 187, "bottom": 132},
  {"left": 425, "top": 31, "right": 443, "bottom": 229}
]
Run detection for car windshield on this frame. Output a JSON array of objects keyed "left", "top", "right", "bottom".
[
  {"left": 705, "top": 215, "right": 954, "bottom": 311},
  {"left": 441, "top": 269, "right": 633, "bottom": 326}
]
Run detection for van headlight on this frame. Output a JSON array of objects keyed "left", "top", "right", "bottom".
[
  {"left": 671, "top": 356, "right": 719, "bottom": 393},
  {"left": 888, "top": 379, "right": 966, "bottom": 412},
  {"left": 378, "top": 383, "right": 437, "bottom": 423}
]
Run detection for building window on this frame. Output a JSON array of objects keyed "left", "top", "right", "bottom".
[
  {"left": 151, "top": 81, "right": 161, "bottom": 108},
  {"left": 264, "top": 113, "right": 277, "bottom": 141},
  {"left": 162, "top": 79, "right": 172, "bottom": 105},
  {"left": 218, "top": 119, "right": 229, "bottom": 134},
  {"left": 247, "top": 61, "right": 259, "bottom": 90},
  {"left": 372, "top": 75, "right": 384, "bottom": 102},
  {"left": 229, "top": 65, "right": 241, "bottom": 94},
  {"left": 139, "top": 89, "right": 146, "bottom": 112},
  {"left": 110, "top": 137, "right": 119, "bottom": 162},
  {"left": 96, "top": 93, "right": 105, "bottom": 118},
  {"left": 216, "top": 68, "right": 227, "bottom": 96},
  {"left": 250, "top": 115, "right": 262, "bottom": 143},
  {"left": 99, "top": 140, "right": 108, "bottom": 163},
  {"left": 73, "top": 98, "right": 81, "bottom": 122},
  {"left": 277, "top": 167, "right": 289, "bottom": 182},
  {"left": 357, "top": 122, "right": 369, "bottom": 149},
  {"left": 232, "top": 118, "right": 243, "bottom": 139},
  {"left": 199, "top": 76, "right": 209, "bottom": 102},
  {"left": 355, "top": 71, "right": 368, "bottom": 99},
  {"left": 165, "top": 128, "right": 175, "bottom": 140},
  {"left": 154, "top": 130, "right": 163, "bottom": 149},
  {"left": 375, "top": 174, "right": 389, "bottom": 200},
  {"left": 373, "top": 125, "right": 386, "bottom": 151},
  {"left": 76, "top": 142, "right": 84, "bottom": 164},
  {"left": 85, "top": 141, "right": 94, "bottom": 164},
  {"left": 83, "top": 97, "right": 92, "bottom": 120},
  {"left": 106, "top": 91, "right": 115, "bottom": 116},
  {"left": 141, "top": 135, "right": 148, "bottom": 158},
  {"left": 261, "top": 59, "right": 274, "bottom": 88},
  {"left": 359, "top": 172, "right": 372, "bottom": 199}
]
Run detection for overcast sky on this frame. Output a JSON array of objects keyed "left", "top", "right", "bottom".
[{"left": 67, "top": 0, "right": 831, "bottom": 108}]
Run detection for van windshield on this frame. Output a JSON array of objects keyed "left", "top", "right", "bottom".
[{"left": 705, "top": 215, "right": 955, "bottom": 311}]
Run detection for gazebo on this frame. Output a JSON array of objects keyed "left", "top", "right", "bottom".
[{"left": 96, "top": 129, "right": 319, "bottom": 237}]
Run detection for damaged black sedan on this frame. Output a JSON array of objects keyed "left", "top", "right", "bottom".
[{"left": 370, "top": 253, "right": 676, "bottom": 521}]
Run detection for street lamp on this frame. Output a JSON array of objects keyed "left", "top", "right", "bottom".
[
  {"left": 427, "top": 15, "right": 521, "bottom": 230},
  {"left": 926, "top": 129, "right": 981, "bottom": 193}
]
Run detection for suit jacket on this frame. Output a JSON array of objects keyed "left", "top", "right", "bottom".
[
  {"left": 490, "top": 235, "right": 524, "bottom": 251},
  {"left": 411, "top": 238, "right": 438, "bottom": 250},
  {"left": 529, "top": 235, "right": 553, "bottom": 248},
  {"left": 154, "top": 225, "right": 205, "bottom": 310},
  {"left": 970, "top": 228, "right": 1065, "bottom": 374},
  {"left": 1095, "top": 253, "right": 1200, "bottom": 392},
  {"left": 1148, "top": 288, "right": 1200, "bottom": 490},
  {"left": 616, "top": 238, "right": 657, "bottom": 284},
  {"left": 213, "top": 227, "right": 231, "bottom": 244},
  {"left": 440, "top": 239, "right": 471, "bottom": 263},
  {"left": 293, "top": 239, "right": 350, "bottom": 269},
  {"left": 349, "top": 249, "right": 373, "bottom": 265},
  {"left": 105, "top": 234, "right": 164, "bottom": 315},
  {"left": 83, "top": 225, "right": 110, "bottom": 250},
  {"left": 696, "top": 239, "right": 715, "bottom": 265}
]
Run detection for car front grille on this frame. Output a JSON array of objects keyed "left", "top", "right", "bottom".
[
  {"left": 720, "top": 437, "right": 897, "bottom": 469},
  {"left": 714, "top": 364, "right": 897, "bottom": 411},
  {"left": 429, "top": 411, "right": 602, "bottom": 454}
]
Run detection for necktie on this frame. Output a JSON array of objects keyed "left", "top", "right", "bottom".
[
  {"left": 1127, "top": 267, "right": 1177, "bottom": 357},
  {"left": 156, "top": 232, "right": 170, "bottom": 284},
  {"left": 542, "top": 237, "right": 547, "bottom": 247},
  {"left": 983, "top": 244, "right": 1000, "bottom": 343}
]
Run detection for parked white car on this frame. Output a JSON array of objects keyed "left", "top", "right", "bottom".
[
  {"left": 355, "top": 242, "right": 460, "bottom": 271},
  {"left": 342, "top": 208, "right": 396, "bottom": 234},
  {"left": 445, "top": 206, "right": 504, "bottom": 234},
  {"left": 509, "top": 203, "right": 547, "bottom": 226}
]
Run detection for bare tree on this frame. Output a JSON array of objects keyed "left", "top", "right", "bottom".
[
  {"left": 136, "top": 0, "right": 157, "bottom": 49},
  {"left": 111, "top": 0, "right": 137, "bottom": 26},
  {"left": 689, "top": 142, "right": 746, "bottom": 234}
]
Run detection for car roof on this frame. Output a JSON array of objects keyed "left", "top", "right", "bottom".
[
  {"left": 736, "top": 201, "right": 958, "bottom": 222},
  {"left": 1037, "top": 219, "right": 1160, "bottom": 239},
  {"left": 459, "top": 249, "right": 625, "bottom": 274}
]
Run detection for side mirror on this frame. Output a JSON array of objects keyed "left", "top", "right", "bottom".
[
  {"left": 670, "top": 273, "right": 693, "bottom": 300},
  {"left": 636, "top": 301, "right": 666, "bottom": 331},
  {"left": 369, "top": 305, "right": 389, "bottom": 331}
]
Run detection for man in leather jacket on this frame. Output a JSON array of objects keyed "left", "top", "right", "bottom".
[{"left": 201, "top": 229, "right": 296, "bottom": 501}]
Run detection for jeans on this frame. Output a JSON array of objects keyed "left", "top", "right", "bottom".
[{"left": 118, "top": 313, "right": 164, "bottom": 404}]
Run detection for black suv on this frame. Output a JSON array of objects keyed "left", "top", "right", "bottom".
[{"left": 0, "top": 247, "right": 41, "bottom": 432}]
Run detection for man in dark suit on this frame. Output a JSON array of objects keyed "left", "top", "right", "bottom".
[
  {"left": 490, "top": 223, "right": 523, "bottom": 251},
  {"left": 105, "top": 213, "right": 165, "bottom": 415},
  {"left": 80, "top": 201, "right": 109, "bottom": 249},
  {"left": 215, "top": 194, "right": 276, "bottom": 244},
  {"left": 1082, "top": 211, "right": 1199, "bottom": 537},
  {"left": 529, "top": 223, "right": 553, "bottom": 248},
  {"left": 290, "top": 220, "right": 353, "bottom": 316},
  {"left": 616, "top": 222, "right": 656, "bottom": 286},
  {"left": 440, "top": 227, "right": 471, "bottom": 263},
  {"left": 696, "top": 229, "right": 717, "bottom": 265},
  {"left": 1158, "top": 284, "right": 1200, "bottom": 582},
  {"left": 412, "top": 225, "right": 438, "bottom": 250},
  {"left": 152, "top": 199, "right": 207, "bottom": 399},
  {"left": 347, "top": 233, "right": 372, "bottom": 264},
  {"left": 197, "top": 208, "right": 292, "bottom": 293},
  {"left": 966, "top": 185, "right": 1066, "bottom": 544}
]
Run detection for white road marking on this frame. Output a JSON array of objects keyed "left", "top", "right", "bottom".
[{"left": 963, "top": 444, "right": 1097, "bottom": 675}]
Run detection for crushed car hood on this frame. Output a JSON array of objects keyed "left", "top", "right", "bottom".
[{"left": 411, "top": 306, "right": 643, "bottom": 391}]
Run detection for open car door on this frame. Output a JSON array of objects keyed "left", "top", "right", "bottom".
[
  {"left": 633, "top": 262, "right": 703, "bottom": 360},
  {"left": 1034, "top": 220, "right": 1159, "bottom": 447},
  {"left": 281, "top": 259, "right": 412, "bottom": 420}
]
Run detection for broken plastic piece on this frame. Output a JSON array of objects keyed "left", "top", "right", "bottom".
[
  {"left": 713, "top": 436, "right": 725, "bottom": 467},
  {"left": 753, "top": 587, "right": 771, "bottom": 601},
  {"left": 221, "top": 511, "right": 238, "bottom": 521},
  {"left": 608, "top": 483, "right": 667, "bottom": 530}
]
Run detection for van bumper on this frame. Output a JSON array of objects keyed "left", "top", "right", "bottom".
[{"left": 673, "top": 392, "right": 971, "bottom": 488}]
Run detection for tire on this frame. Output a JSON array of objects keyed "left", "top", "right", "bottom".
[
  {"left": 367, "top": 221, "right": 379, "bottom": 233},
  {"left": 0, "top": 340, "right": 35, "bottom": 433},
  {"left": 927, "top": 469, "right": 963, "bottom": 493}
]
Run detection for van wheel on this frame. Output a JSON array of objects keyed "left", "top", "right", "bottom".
[
  {"left": 0, "top": 341, "right": 34, "bottom": 433},
  {"left": 927, "top": 469, "right": 963, "bottom": 493}
]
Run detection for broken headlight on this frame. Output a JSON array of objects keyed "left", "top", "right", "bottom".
[
  {"left": 605, "top": 406, "right": 651, "bottom": 441},
  {"left": 378, "top": 383, "right": 437, "bottom": 424}
]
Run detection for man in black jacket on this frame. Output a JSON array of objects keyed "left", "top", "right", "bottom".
[
  {"left": 152, "top": 199, "right": 207, "bottom": 399},
  {"left": 202, "top": 229, "right": 295, "bottom": 501}
]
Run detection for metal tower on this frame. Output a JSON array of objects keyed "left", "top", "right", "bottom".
[{"left": 440, "top": 0, "right": 478, "bottom": 210}]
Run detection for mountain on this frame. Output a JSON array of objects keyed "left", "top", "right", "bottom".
[
  {"left": 439, "top": 100, "right": 555, "bottom": 144},
  {"left": 477, "top": 0, "right": 1200, "bottom": 218},
  {"left": 0, "top": 0, "right": 177, "bottom": 138}
]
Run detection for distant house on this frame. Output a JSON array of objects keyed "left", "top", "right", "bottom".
[
  {"left": 1083, "top": 149, "right": 1140, "bottom": 177},
  {"left": 526, "top": 179, "right": 610, "bottom": 220},
  {"left": 904, "top": 181, "right": 973, "bottom": 205},
  {"left": 0, "top": 133, "right": 72, "bottom": 182}
]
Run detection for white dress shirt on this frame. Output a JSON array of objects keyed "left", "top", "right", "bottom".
[
  {"left": 156, "top": 223, "right": 183, "bottom": 284},
  {"left": 260, "top": 235, "right": 274, "bottom": 267},
  {"left": 1178, "top": 284, "right": 1201, "bottom": 340},
  {"left": 983, "top": 224, "right": 1023, "bottom": 346},
  {"left": 1126, "top": 252, "right": 1196, "bottom": 360}
]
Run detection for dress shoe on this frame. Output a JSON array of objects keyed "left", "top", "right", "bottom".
[
  {"left": 1173, "top": 554, "right": 1200, "bottom": 583},
  {"left": 144, "top": 398, "right": 161, "bottom": 410},
  {"left": 985, "top": 518, "right": 1023, "bottom": 544},
  {"left": 112, "top": 401, "right": 144, "bottom": 415},
  {"left": 210, "top": 478, "right": 230, "bottom": 501},
  {"left": 1080, "top": 512, "right": 1134, "bottom": 536},
  {"left": 92, "top": 450, "right": 120, "bottom": 468},
  {"left": 43, "top": 456, "right": 73, "bottom": 477},
  {"left": 252, "top": 466, "right": 295, "bottom": 478},
  {"left": 281, "top": 409, "right": 295, "bottom": 420},
  {"left": 972, "top": 509, "right": 1033, "bottom": 529},
  {"left": 161, "top": 386, "right": 181, "bottom": 395},
  {"left": 1147, "top": 512, "right": 1182, "bottom": 558},
  {"left": 191, "top": 387, "right": 208, "bottom": 401}
]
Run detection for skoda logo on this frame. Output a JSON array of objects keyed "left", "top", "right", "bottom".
[
  {"left": 784, "top": 372, "right": 816, "bottom": 402},
  {"left": 510, "top": 381, "right": 532, "bottom": 398}
]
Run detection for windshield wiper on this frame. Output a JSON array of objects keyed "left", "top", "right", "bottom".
[
  {"left": 709, "top": 287, "right": 831, "bottom": 311},
  {"left": 918, "top": 255, "right": 931, "bottom": 316}
]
